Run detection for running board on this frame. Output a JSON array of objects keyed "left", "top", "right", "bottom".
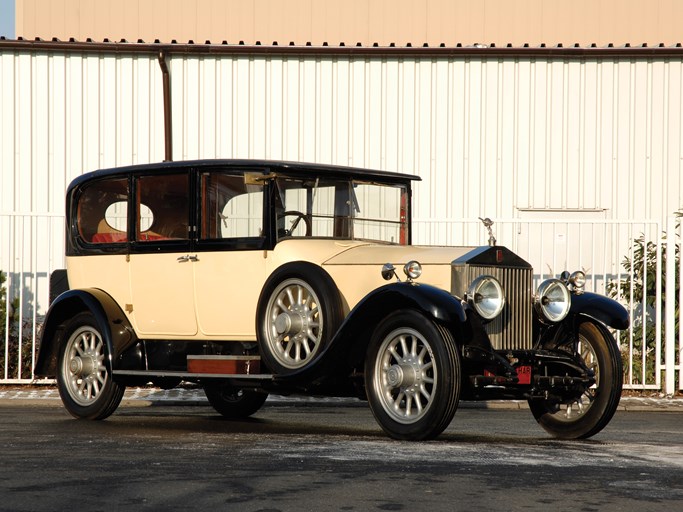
[
  {"left": 115, "top": 354, "right": 269, "bottom": 380},
  {"left": 113, "top": 369, "right": 274, "bottom": 380}
]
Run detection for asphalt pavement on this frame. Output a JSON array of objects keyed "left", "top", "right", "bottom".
[{"left": 1, "top": 385, "right": 682, "bottom": 411}]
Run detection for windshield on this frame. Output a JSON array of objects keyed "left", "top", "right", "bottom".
[{"left": 275, "top": 177, "right": 408, "bottom": 244}]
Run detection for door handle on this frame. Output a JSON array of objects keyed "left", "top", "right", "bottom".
[{"left": 177, "top": 255, "right": 199, "bottom": 263}]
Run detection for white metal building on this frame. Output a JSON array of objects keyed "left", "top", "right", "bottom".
[{"left": 1, "top": 40, "right": 682, "bottom": 391}]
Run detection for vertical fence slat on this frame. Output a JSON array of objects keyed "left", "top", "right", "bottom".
[{"left": 665, "top": 216, "right": 677, "bottom": 395}]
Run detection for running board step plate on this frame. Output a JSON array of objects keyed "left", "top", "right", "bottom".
[{"left": 187, "top": 355, "right": 261, "bottom": 375}]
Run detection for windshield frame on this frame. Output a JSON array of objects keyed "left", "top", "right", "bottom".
[{"left": 274, "top": 176, "right": 410, "bottom": 245}]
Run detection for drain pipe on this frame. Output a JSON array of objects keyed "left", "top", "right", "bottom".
[{"left": 157, "top": 51, "right": 173, "bottom": 162}]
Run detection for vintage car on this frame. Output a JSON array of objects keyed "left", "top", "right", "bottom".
[{"left": 36, "top": 159, "right": 629, "bottom": 441}]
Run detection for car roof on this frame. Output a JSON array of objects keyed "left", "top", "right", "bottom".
[{"left": 68, "top": 159, "right": 420, "bottom": 191}]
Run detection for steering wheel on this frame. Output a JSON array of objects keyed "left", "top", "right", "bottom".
[{"left": 278, "top": 210, "right": 312, "bottom": 237}]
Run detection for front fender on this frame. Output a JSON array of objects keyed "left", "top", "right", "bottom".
[
  {"left": 275, "top": 282, "right": 467, "bottom": 385},
  {"left": 569, "top": 292, "right": 630, "bottom": 330},
  {"left": 35, "top": 289, "right": 136, "bottom": 377},
  {"left": 339, "top": 282, "right": 468, "bottom": 362}
]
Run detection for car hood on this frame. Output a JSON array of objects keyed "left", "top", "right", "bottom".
[
  {"left": 322, "top": 244, "right": 476, "bottom": 266},
  {"left": 323, "top": 243, "right": 478, "bottom": 293},
  {"left": 270, "top": 240, "right": 478, "bottom": 310}
]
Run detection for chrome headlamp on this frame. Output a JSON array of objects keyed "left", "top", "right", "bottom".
[
  {"left": 568, "top": 271, "right": 586, "bottom": 293},
  {"left": 534, "top": 279, "right": 571, "bottom": 323},
  {"left": 380, "top": 261, "right": 423, "bottom": 282},
  {"left": 560, "top": 270, "right": 586, "bottom": 294},
  {"left": 403, "top": 260, "right": 422, "bottom": 281},
  {"left": 467, "top": 275, "right": 505, "bottom": 320}
]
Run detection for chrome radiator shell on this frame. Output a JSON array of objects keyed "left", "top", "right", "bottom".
[{"left": 452, "top": 246, "right": 534, "bottom": 350}]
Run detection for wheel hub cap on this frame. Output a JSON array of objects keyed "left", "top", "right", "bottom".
[
  {"left": 274, "top": 311, "right": 305, "bottom": 336},
  {"left": 69, "top": 356, "right": 96, "bottom": 377},
  {"left": 386, "top": 359, "right": 422, "bottom": 390}
]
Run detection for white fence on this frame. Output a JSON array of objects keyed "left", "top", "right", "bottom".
[
  {"left": 1, "top": 213, "right": 64, "bottom": 383},
  {"left": 1, "top": 213, "right": 681, "bottom": 394}
]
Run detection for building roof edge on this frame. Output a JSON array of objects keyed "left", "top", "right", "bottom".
[{"left": 1, "top": 37, "right": 683, "bottom": 58}]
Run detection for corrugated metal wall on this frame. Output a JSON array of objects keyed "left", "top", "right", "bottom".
[
  {"left": 1, "top": 46, "right": 683, "bottom": 305},
  {"left": 2, "top": 48, "right": 681, "bottom": 222},
  {"left": 169, "top": 53, "right": 683, "bottom": 225},
  {"left": 1, "top": 50, "right": 166, "bottom": 214}
]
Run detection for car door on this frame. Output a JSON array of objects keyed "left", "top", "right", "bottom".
[
  {"left": 127, "top": 171, "right": 197, "bottom": 336},
  {"left": 192, "top": 169, "right": 268, "bottom": 338}
]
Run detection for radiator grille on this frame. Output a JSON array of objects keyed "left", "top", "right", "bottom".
[{"left": 453, "top": 264, "right": 534, "bottom": 350}]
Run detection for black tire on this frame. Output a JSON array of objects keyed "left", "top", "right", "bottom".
[
  {"left": 153, "top": 377, "right": 182, "bottom": 390},
  {"left": 203, "top": 383, "right": 268, "bottom": 419},
  {"left": 56, "top": 312, "right": 125, "bottom": 420},
  {"left": 257, "top": 263, "right": 344, "bottom": 375},
  {"left": 364, "top": 310, "right": 461, "bottom": 441},
  {"left": 528, "top": 321, "right": 622, "bottom": 439}
]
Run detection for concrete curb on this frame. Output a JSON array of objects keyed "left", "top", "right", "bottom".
[{"left": 1, "top": 387, "right": 682, "bottom": 411}]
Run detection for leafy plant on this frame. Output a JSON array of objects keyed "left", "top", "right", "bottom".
[
  {"left": 0, "top": 270, "right": 15, "bottom": 341},
  {"left": 1, "top": 270, "right": 34, "bottom": 380},
  {"left": 607, "top": 213, "right": 681, "bottom": 387}
]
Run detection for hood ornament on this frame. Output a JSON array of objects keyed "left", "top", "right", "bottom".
[{"left": 478, "top": 217, "right": 496, "bottom": 246}]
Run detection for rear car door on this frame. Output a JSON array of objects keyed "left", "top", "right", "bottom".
[{"left": 127, "top": 171, "right": 197, "bottom": 336}]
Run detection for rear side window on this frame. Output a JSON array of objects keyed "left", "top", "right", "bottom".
[
  {"left": 76, "top": 178, "right": 129, "bottom": 244},
  {"left": 135, "top": 174, "right": 190, "bottom": 242}
]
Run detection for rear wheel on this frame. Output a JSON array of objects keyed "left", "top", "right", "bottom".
[
  {"left": 56, "top": 312, "right": 124, "bottom": 420},
  {"left": 203, "top": 383, "right": 268, "bottom": 419},
  {"left": 365, "top": 310, "right": 461, "bottom": 441},
  {"left": 528, "top": 321, "right": 622, "bottom": 439}
]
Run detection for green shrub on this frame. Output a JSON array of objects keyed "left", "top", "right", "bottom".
[
  {"left": 0, "top": 270, "right": 34, "bottom": 380},
  {"left": 607, "top": 214, "right": 681, "bottom": 386}
]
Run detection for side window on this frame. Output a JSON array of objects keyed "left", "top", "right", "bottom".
[
  {"left": 135, "top": 174, "right": 190, "bottom": 241},
  {"left": 351, "top": 183, "right": 405, "bottom": 244},
  {"left": 200, "top": 172, "right": 264, "bottom": 240},
  {"left": 76, "top": 177, "right": 129, "bottom": 244},
  {"left": 275, "top": 178, "right": 345, "bottom": 238}
]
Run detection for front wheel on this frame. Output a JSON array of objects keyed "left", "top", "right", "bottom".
[
  {"left": 56, "top": 312, "right": 125, "bottom": 420},
  {"left": 364, "top": 310, "right": 461, "bottom": 441},
  {"left": 528, "top": 321, "right": 622, "bottom": 439},
  {"left": 203, "top": 383, "right": 268, "bottom": 419},
  {"left": 257, "top": 263, "right": 343, "bottom": 375}
]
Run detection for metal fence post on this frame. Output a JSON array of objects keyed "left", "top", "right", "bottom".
[{"left": 665, "top": 216, "right": 676, "bottom": 396}]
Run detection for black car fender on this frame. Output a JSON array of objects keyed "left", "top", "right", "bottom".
[
  {"left": 568, "top": 292, "right": 630, "bottom": 331},
  {"left": 34, "top": 289, "right": 136, "bottom": 377},
  {"left": 540, "top": 305, "right": 627, "bottom": 354},
  {"left": 275, "top": 281, "right": 468, "bottom": 385}
]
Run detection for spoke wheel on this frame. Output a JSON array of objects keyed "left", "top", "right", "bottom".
[
  {"left": 529, "top": 321, "right": 622, "bottom": 439},
  {"left": 265, "top": 278, "right": 322, "bottom": 369},
  {"left": 57, "top": 312, "right": 124, "bottom": 420},
  {"left": 365, "top": 310, "right": 460, "bottom": 441},
  {"left": 373, "top": 327, "right": 436, "bottom": 424},
  {"left": 257, "top": 263, "right": 343, "bottom": 375}
]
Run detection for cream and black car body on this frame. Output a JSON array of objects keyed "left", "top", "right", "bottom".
[{"left": 36, "top": 159, "right": 629, "bottom": 441}]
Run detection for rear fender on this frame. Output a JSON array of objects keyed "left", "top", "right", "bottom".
[{"left": 35, "top": 289, "right": 136, "bottom": 377}]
